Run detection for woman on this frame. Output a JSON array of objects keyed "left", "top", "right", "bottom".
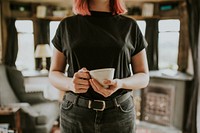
[{"left": 49, "top": 0, "right": 149, "bottom": 132}]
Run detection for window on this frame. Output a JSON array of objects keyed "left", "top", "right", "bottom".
[
  {"left": 15, "top": 20, "right": 35, "bottom": 70},
  {"left": 158, "top": 19, "right": 180, "bottom": 70},
  {"left": 137, "top": 20, "right": 146, "bottom": 36},
  {"left": 50, "top": 21, "right": 60, "bottom": 49}
]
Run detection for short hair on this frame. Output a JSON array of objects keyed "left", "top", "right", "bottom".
[{"left": 72, "top": 0, "right": 127, "bottom": 16}]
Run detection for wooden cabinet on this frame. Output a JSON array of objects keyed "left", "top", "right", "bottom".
[
  {"left": 0, "top": 107, "right": 21, "bottom": 133},
  {"left": 142, "top": 70, "right": 193, "bottom": 130}
]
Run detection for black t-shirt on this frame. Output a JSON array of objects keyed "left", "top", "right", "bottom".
[{"left": 52, "top": 11, "right": 148, "bottom": 100}]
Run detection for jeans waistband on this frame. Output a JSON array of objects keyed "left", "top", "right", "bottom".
[{"left": 63, "top": 92, "right": 131, "bottom": 111}]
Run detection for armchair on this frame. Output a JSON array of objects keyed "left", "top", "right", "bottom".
[{"left": 0, "top": 64, "right": 60, "bottom": 133}]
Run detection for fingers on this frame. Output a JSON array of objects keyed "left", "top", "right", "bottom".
[
  {"left": 71, "top": 67, "right": 90, "bottom": 93},
  {"left": 72, "top": 68, "right": 119, "bottom": 96},
  {"left": 78, "top": 67, "right": 89, "bottom": 73},
  {"left": 73, "top": 78, "right": 90, "bottom": 85},
  {"left": 103, "top": 79, "right": 117, "bottom": 86},
  {"left": 73, "top": 84, "right": 89, "bottom": 93},
  {"left": 89, "top": 79, "right": 117, "bottom": 97},
  {"left": 90, "top": 79, "right": 107, "bottom": 97},
  {"left": 75, "top": 68, "right": 90, "bottom": 79}
]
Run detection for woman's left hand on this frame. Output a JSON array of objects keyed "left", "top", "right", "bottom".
[{"left": 89, "top": 78, "right": 122, "bottom": 97}]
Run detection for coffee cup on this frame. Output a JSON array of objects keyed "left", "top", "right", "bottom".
[{"left": 89, "top": 68, "right": 115, "bottom": 88}]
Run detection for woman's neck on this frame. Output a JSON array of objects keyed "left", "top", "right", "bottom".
[{"left": 89, "top": 0, "right": 110, "bottom": 12}]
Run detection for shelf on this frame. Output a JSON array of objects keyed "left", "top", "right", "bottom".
[
  {"left": 126, "top": 15, "right": 160, "bottom": 20},
  {"left": 3, "top": 0, "right": 65, "bottom": 3},
  {"left": 38, "top": 16, "right": 65, "bottom": 21},
  {"left": 149, "top": 70, "right": 193, "bottom": 81},
  {"left": 126, "top": 15, "right": 180, "bottom": 20},
  {"left": 22, "top": 70, "right": 48, "bottom": 77},
  {"left": 13, "top": 16, "right": 34, "bottom": 20},
  {"left": 3, "top": 0, "right": 73, "bottom": 11},
  {"left": 13, "top": 15, "right": 180, "bottom": 21},
  {"left": 125, "top": 0, "right": 184, "bottom": 3},
  {"left": 6, "top": 0, "right": 184, "bottom": 3},
  {"left": 13, "top": 15, "right": 68, "bottom": 21}
]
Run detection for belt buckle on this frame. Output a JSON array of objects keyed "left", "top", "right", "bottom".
[{"left": 88, "top": 100, "right": 106, "bottom": 111}]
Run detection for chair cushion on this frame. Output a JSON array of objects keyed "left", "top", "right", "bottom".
[
  {"left": 0, "top": 64, "right": 19, "bottom": 104},
  {"left": 6, "top": 66, "right": 48, "bottom": 104},
  {"left": 6, "top": 66, "right": 26, "bottom": 98}
]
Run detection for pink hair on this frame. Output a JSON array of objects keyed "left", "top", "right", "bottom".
[{"left": 72, "top": 0, "right": 127, "bottom": 16}]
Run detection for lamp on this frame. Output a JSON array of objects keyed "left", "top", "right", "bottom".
[{"left": 35, "top": 44, "right": 52, "bottom": 73}]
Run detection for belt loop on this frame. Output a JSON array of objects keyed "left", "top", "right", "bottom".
[
  {"left": 73, "top": 94, "right": 79, "bottom": 105},
  {"left": 114, "top": 98, "right": 120, "bottom": 107}
]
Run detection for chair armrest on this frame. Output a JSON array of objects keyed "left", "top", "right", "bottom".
[
  {"left": 20, "top": 106, "right": 47, "bottom": 126},
  {"left": 21, "top": 92, "right": 50, "bottom": 104}
]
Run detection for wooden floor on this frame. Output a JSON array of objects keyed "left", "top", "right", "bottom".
[{"left": 136, "top": 121, "right": 182, "bottom": 133}]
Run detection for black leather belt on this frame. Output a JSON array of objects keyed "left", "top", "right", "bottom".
[{"left": 64, "top": 92, "right": 131, "bottom": 111}]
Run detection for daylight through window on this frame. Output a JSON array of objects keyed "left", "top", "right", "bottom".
[
  {"left": 15, "top": 20, "right": 34, "bottom": 70},
  {"left": 158, "top": 19, "right": 180, "bottom": 70}
]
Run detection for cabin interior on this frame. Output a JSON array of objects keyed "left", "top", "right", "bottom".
[{"left": 0, "top": 0, "right": 200, "bottom": 133}]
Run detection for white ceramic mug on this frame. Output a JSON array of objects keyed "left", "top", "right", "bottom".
[{"left": 89, "top": 68, "right": 115, "bottom": 88}]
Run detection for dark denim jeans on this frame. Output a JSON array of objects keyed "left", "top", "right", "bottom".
[{"left": 60, "top": 93, "right": 136, "bottom": 133}]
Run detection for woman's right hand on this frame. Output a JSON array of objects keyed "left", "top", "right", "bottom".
[{"left": 69, "top": 68, "right": 90, "bottom": 93}]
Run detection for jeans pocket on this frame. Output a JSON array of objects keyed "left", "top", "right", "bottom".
[
  {"left": 61, "top": 100, "right": 73, "bottom": 111},
  {"left": 118, "top": 96, "right": 134, "bottom": 113}
]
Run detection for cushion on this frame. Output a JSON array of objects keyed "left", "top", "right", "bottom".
[
  {"left": 6, "top": 66, "right": 48, "bottom": 104},
  {"left": 0, "top": 64, "right": 19, "bottom": 104}
]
